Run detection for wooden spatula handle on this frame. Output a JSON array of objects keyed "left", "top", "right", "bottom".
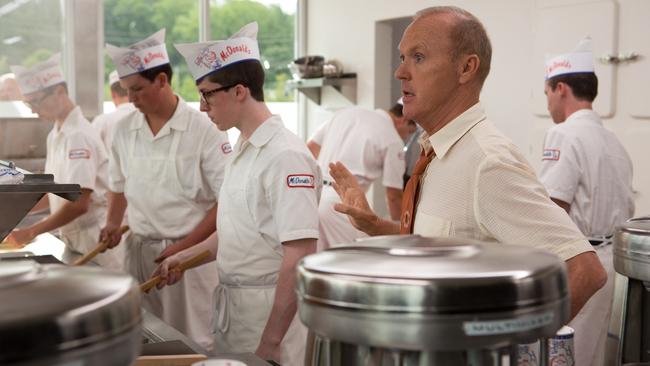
[
  {"left": 140, "top": 250, "right": 211, "bottom": 293},
  {"left": 73, "top": 225, "right": 129, "bottom": 266}
]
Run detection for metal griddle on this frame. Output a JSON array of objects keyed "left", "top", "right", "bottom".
[{"left": 0, "top": 160, "right": 80, "bottom": 242}]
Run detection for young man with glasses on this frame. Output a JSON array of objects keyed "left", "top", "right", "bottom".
[
  {"left": 8, "top": 54, "right": 124, "bottom": 271},
  {"left": 150, "top": 22, "right": 321, "bottom": 365},
  {"left": 100, "top": 29, "right": 231, "bottom": 350}
]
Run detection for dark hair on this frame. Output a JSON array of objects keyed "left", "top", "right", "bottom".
[
  {"left": 46, "top": 82, "right": 67, "bottom": 94},
  {"left": 110, "top": 81, "right": 128, "bottom": 97},
  {"left": 416, "top": 6, "right": 492, "bottom": 88},
  {"left": 197, "top": 60, "right": 265, "bottom": 102},
  {"left": 547, "top": 73, "right": 598, "bottom": 102},
  {"left": 388, "top": 103, "right": 403, "bottom": 117},
  {"left": 139, "top": 63, "right": 173, "bottom": 85}
]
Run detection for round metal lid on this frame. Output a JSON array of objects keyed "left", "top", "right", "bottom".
[
  {"left": 614, "top": 217, "right": 650, "bottom": 280},
  {"left": 0, "top": 261, "right": 141, "bottom": 364},
  {"left": 297, "top": 235, "right": 569, "bottom": 350},
  {"left": 299, "top": 235, "right": 567, "bottom": 313}
]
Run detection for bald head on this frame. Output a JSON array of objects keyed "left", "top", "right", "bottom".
[{"left": 415, "top": 6, "right": 492, "bottom": 88}]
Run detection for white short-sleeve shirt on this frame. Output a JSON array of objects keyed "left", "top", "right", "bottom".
[
  {"left": 311, "top": 107, "right": 405, "bottom": 189},
  {"left": 414, "top": 103, "right": 593, "bottom": 261},
  {"left": 45, "top": 106, "right": 109, "bottom": 230},
  {"left": 109, "top": 98, "right": 231, "bottom": 237},
  {"left": 216, "top": 115, "right": 321, "bottom": 283},
  {"left": 92, "top": 102, "right": 136, "bottom": 153},
  {"left": 538, "top": 109, "right": 635, "bottom": 237}
]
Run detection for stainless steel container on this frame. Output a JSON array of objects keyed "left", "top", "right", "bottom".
[
  {"left": 0, "top": 165, "right": 80, "bottom": 242},
  {"left": 297, "top": 235, "right": 569, "bottom": 366},
  {"left": 0, "top": 261, "right": 142, "bottom": 366},
  {"left": 607, "top": 217, "right": 650, "bottom": 365}
]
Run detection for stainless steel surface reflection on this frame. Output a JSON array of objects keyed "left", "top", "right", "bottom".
[
  {"left": 613, "top": 218, "right": 650, "bottom": 281},
  {"left": 0, "top": 261, "right": 141, "bottom": 366},
  {"left": 608, "top": 217, "right": 650, "bottom": 365},
  {"left": 298, "top": 235, "right": 569, "bottom": 366}
]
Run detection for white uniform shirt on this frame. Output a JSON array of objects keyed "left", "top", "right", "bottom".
[
  {"left": 538, "top": 109, "right": 635, "bottom": 237},
  {"left": 216, "top": 115, "right": 321, "bottom": 284},
  {"left": 415, "top": 103, "right": 593, "bottom": 261},
  {"left": 45, "top": 106, "right": 109, "bottom": 232},
  {"left": 311, "top": 107, "right": 405, "bottom": 189},
  {"left": 92, "top": 102, "right": 136, "bottom": 153},
  {"left": 109, "top": 97, "right": 230, "bottom": 238}
]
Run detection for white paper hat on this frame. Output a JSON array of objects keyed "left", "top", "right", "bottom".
[
  {"left": 106, "top": 29, "right": 170, "bottom": 78},
  {"left": 108, "top": 70, "right": 120, "bottom": 86},
  {"left": 175, "top": 22, "right": 261, "bottom": 81},
  {"left": 10, "top": 53, "right": 65, "bottom": 95},
  {"left": 545, "top": 37, "right": 595, "bottom": 79}
]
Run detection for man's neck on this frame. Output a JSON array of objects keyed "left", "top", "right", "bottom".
[
  {"left": 420, "top": 89, "right": 479, "bottom": 136},
  {"left": 55, "top": 98, "right": 76, "bottom": 126},
  {"left": 146, "top": 92, "right": 178, "bottom": 136},
  {"left": 238, "top": 100, "right": 273, "bottom": 140},
  {"left": 114, "top": 97, "right": 129, "bottom": 107},
  {"left": 563, "top": 101, "right": 593, "bottom": 121}
]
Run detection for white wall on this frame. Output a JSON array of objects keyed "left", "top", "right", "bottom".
[{"left": 303, "top": 0, "right": 650, "bottom": 216}]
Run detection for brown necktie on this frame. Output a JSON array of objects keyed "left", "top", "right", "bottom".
[{"left": 400, "top": 149, "right": 435, "bottom": 234}]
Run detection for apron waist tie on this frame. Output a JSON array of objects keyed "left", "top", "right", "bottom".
[
  {"left": 588, "top": 234, "right": 613, "bottom": 247},
  {"left": 129, "top": 233, "right": 182, "bottom": 244},
  {"left": 212, "top": 282, "right": 276, "bottom": 334}
]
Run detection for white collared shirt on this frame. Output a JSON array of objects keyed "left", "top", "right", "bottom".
[
  {"left": 92, "top": 102, "right": 136, "bottom": 152},
  {"left": 216, "top": 115, "right": 320, "bottom": 283},
  {"left": 539, "top": 109, "right": 635, "bottom": 237},
  {"left": 45, "top": 106, "right": 109, "bottom": 230},
  {"left": 310, "top": 107, "right": 405, "bottom": 189},
  {"left": 109, "top": 97, "right": 231, "bottom": 237},
  {"left": 414, "top": 103, "right": 593, "bottom": 261}
]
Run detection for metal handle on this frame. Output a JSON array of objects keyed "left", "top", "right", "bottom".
[{"left": 599, "top": 52, "right": 641, "bottom": 64}]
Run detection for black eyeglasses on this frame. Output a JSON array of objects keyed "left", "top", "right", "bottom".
[
  {"left": 199, "top": 84, "right": 238, "bottom": 105},
  {"left": 23, "top": 89, "right": 54, "bottom": 109}
]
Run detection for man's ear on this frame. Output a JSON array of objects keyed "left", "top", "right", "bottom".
[
  {"left": 156, "top": 72, "right": 168, "bottom": 88},
  {"left": 233, "top": 84, "right": 248, "bottom": 101},
  {"left": 554, "top": 82, "right": 569, "bottom": 97},
  {"left": 458, "top": 54, "right": 480, "bottom": 85}
]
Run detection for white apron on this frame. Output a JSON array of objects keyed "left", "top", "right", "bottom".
[
  {"left": 214, "top": 157, "right": 306, "bottom": 365},
  {"left": 568, "top": 243, "right": 614, "bottom": 366},
  {"left": 123, "top": 128, "right": 218, "bottom": 351}
]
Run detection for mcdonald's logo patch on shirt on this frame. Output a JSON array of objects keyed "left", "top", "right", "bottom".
[
  {"left": 221, "top": 142, "right": 232, "bottom": 154},
  {"left": 286, "top": 174, "right": 315, "bottom": 188},
  {"left": 542, "top": 149, "right": 560, "bottom": 161},
  {"left": 68, "top": 149, "right": 91, "bottom": 160}
]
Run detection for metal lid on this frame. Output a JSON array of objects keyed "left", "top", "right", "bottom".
[
  {"left": 297, "top": 235, "right": 569, "bottom": 350},
  {"left": 614, "top": 217, "right": 650, "bottom": 280},
  {"left": 0, "top": 261, "right": 142, "bottom": 365}
]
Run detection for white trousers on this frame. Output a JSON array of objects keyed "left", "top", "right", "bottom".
[{"left": 569, "top": 244, "right": 614, "bottom": 366}]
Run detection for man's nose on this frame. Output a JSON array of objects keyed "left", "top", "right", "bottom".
[
  {"left": 199, "top": 98, "right": 209, "bottom": 112},
  {"left": 395, "top": 62, "right": 408, "bottom": 80}
]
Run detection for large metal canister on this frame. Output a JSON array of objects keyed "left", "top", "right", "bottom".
[
  {"left": 607, "top": 217, "right": 650, "bottom": 365},
  {"left": 0, "top": 261, "right": 142, "bottom": 366},
  {"left": 297, "top": 235, "right": 569, "bottom": 366}
]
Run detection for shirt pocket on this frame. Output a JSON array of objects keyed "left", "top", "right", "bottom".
[
  {"left": 413, "top": 212, "right": 453, "bottom": 238},
  {"left": 175, "top": 154, "right": 201, "bottom": 198}
]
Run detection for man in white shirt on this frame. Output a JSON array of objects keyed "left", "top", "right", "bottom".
[
  {"left": 92, "top": 70, "right": 135, "bottom": 151},
  {"left": 152, "top": 22, "right": 320, "bottom": 365},
  {"left": 329, "top": 6, "right": 606, "bottom": 321},
  {"left": 540, "top": 38, "right": 635, "bottom": 366},
  {"left": 8, "top": 54, "right": 123, "bottom": 270},
  {"left": 307, "top": 104, "right": 407, "bottom": 249},
  {"left": 100, "top": 29, "right": 230, "bottom": 350}
]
